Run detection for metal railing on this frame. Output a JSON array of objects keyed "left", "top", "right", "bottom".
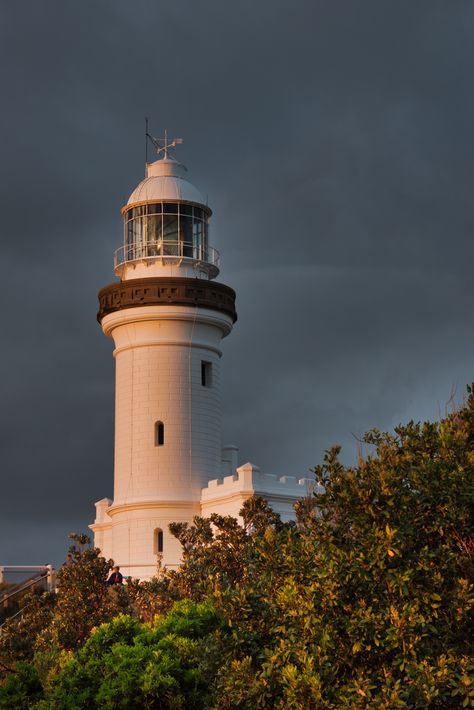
[
  {"left": 0, "top": 566, "right": 56, "bottom": 602},
  {"left": 114, "top": 241, "right": 220, "bottom": 271},
  {"left": 0, "top": 567, "right": 56, "bottom": 631},
  {"left": 0, "top": 572, "right": 48, "bottom": 605}
]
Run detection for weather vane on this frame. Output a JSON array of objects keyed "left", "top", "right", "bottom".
[{"left": 145, "top": 119, "right": 183, "bottom": 162}]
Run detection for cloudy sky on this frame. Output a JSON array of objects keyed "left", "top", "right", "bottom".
[{"left": 1, "top": 1, "right": 472, "bottom": 567}]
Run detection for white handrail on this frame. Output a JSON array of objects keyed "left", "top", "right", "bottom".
[
  {"left": 0, "top": 565, "right": 56, "bottom": 592},
  {"left": 0, "top": 573, "right": 49, "bottom": 604},
  {"left": 114, "top": 240, "right": 220, "bottom": 269}
]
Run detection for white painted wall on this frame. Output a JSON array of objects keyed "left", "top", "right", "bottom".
[
  {"left": 91, "top": 303, "right": 233, "bottom": 574},
  {"left": 201, "top": 462, "right": 318, "bottom": 522},
  {"left": 103, "top": 305, "right": 233, "bottom": 504}
]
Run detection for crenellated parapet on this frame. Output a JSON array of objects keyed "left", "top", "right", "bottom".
[{"left": 201, "top": 462, "right": 318, "bottom": 522}]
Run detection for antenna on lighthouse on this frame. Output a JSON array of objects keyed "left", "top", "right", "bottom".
[
  {"left": 146, "top": 125, "right": 183, "bottom": 160},
  {"left": 145, "top": 117, "right": 149, "bottom": 165}
]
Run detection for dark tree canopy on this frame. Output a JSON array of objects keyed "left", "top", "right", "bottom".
[{"left": 1, "top": 387, "right": 473, "bottom": 708}]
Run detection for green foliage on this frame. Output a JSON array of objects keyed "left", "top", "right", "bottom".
[
  {"left": 0, "top": 533, "right": 130, "bottom": 679},
  {"left": 36, "top": 601, "right": 222, "bottom": 709},
  {"left": 46, "top": 533, "right": 131, "bottom": 649},
  {"left": 169, "top": 514, "right": 249, "bottom": 600},
  {"left": 126, "top": 570, "right": 182, "bottom": 622},
  {"left": 0, "top": 661, "right": 43, "bottom": 709},
  {"left": 213, "top": 387, "right": 474, "bottom": 708},
  {"left": 0, "top": 591, "right": 56, "bottom": 669},
  {"left": 1, "top": 387, "right": 473, "bottom": 708},
  {"left": 168, "top": 497, "right": 288, "bottom": 603}
]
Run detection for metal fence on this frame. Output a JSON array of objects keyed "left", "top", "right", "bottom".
[{"left": 114, "top": 241, "right": 220, "bottom": 270}]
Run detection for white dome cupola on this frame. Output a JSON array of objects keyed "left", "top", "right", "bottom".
[
  {"left": 128, "top": 156, "right": 208, "bottom": 205},
  {"left": 115, "top": 136, "right": 218, "bottom": 281}
]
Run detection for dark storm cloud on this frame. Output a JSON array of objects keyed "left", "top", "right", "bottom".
[{"left": 0, "top": 1, "right": 472, "bottom": 565}]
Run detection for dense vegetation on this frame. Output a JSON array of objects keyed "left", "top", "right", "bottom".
[{"left": 1, "top": 387, "right": 473, "bottom": 708}]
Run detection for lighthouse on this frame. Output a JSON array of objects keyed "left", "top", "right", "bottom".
[{"left": 91, "top": 134, "right": 314, "bottom": 578}]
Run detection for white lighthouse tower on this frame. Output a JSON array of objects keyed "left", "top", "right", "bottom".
[
  {"left": 90, "top": 134, "right": 237, "bottom": 577},
  {"left": 91, "top": 135, "right": 314, "bottom": 578}
]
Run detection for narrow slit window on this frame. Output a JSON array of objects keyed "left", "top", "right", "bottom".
[
  {"left": 154, "top": 528, "right": 164, "bottom": 554},
  {"left": 201, "top": 361, "right": 212, "bottom": 387},
  {"left": 155, "top": 421, "right": 164, "bottom": 446}
]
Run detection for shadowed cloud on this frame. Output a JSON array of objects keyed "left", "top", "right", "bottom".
[{"left": 0, "top": 0, "right": 472, "bottom": 565}]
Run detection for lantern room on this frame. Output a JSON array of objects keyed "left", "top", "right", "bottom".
[{"left": 115, "top": 155, "right": 220, "bottom": 281}]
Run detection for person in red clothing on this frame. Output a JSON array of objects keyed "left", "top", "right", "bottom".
[{"left": 107, "top": 566, "right": 123, "bottom": 585}]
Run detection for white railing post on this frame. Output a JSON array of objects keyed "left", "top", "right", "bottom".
[{"left": 46, "top": 565, "right": 56, "bottom": 593}]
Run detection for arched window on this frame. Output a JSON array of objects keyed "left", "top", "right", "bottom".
[
  {"left": 155, "top": 421, "right": 164, "bottom": 446},
  {"left": 154, "top": 528, "right": 164, "bottom": 554}
]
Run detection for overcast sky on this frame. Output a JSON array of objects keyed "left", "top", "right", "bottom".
[{"left": 0, "top": 1, "right": 472, "bottom": 567}]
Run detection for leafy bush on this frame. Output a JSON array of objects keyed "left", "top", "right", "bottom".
[
  {"left": 213, "top": 388, "right": 474, "bottom": 708},
  {"left": 37, "top": 600, "right": 223, "bottom": 709},
  {"left": 0, "top": 662, "right": 43, "bottom": 709},
  {"left": 1, "top": 387, "right": 473, "bottom": 708}
]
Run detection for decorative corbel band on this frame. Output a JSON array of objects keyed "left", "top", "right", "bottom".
[{"left": 98, "top": 277, "right": 237, "bottom": 323}]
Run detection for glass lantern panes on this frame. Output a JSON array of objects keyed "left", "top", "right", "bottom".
[{"left": 123, "top": 203, "right": 209, "bottom": 261}]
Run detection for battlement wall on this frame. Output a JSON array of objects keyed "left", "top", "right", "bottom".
[{"left": 201, "top": 462, "right": 319, "bottom": 521}]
